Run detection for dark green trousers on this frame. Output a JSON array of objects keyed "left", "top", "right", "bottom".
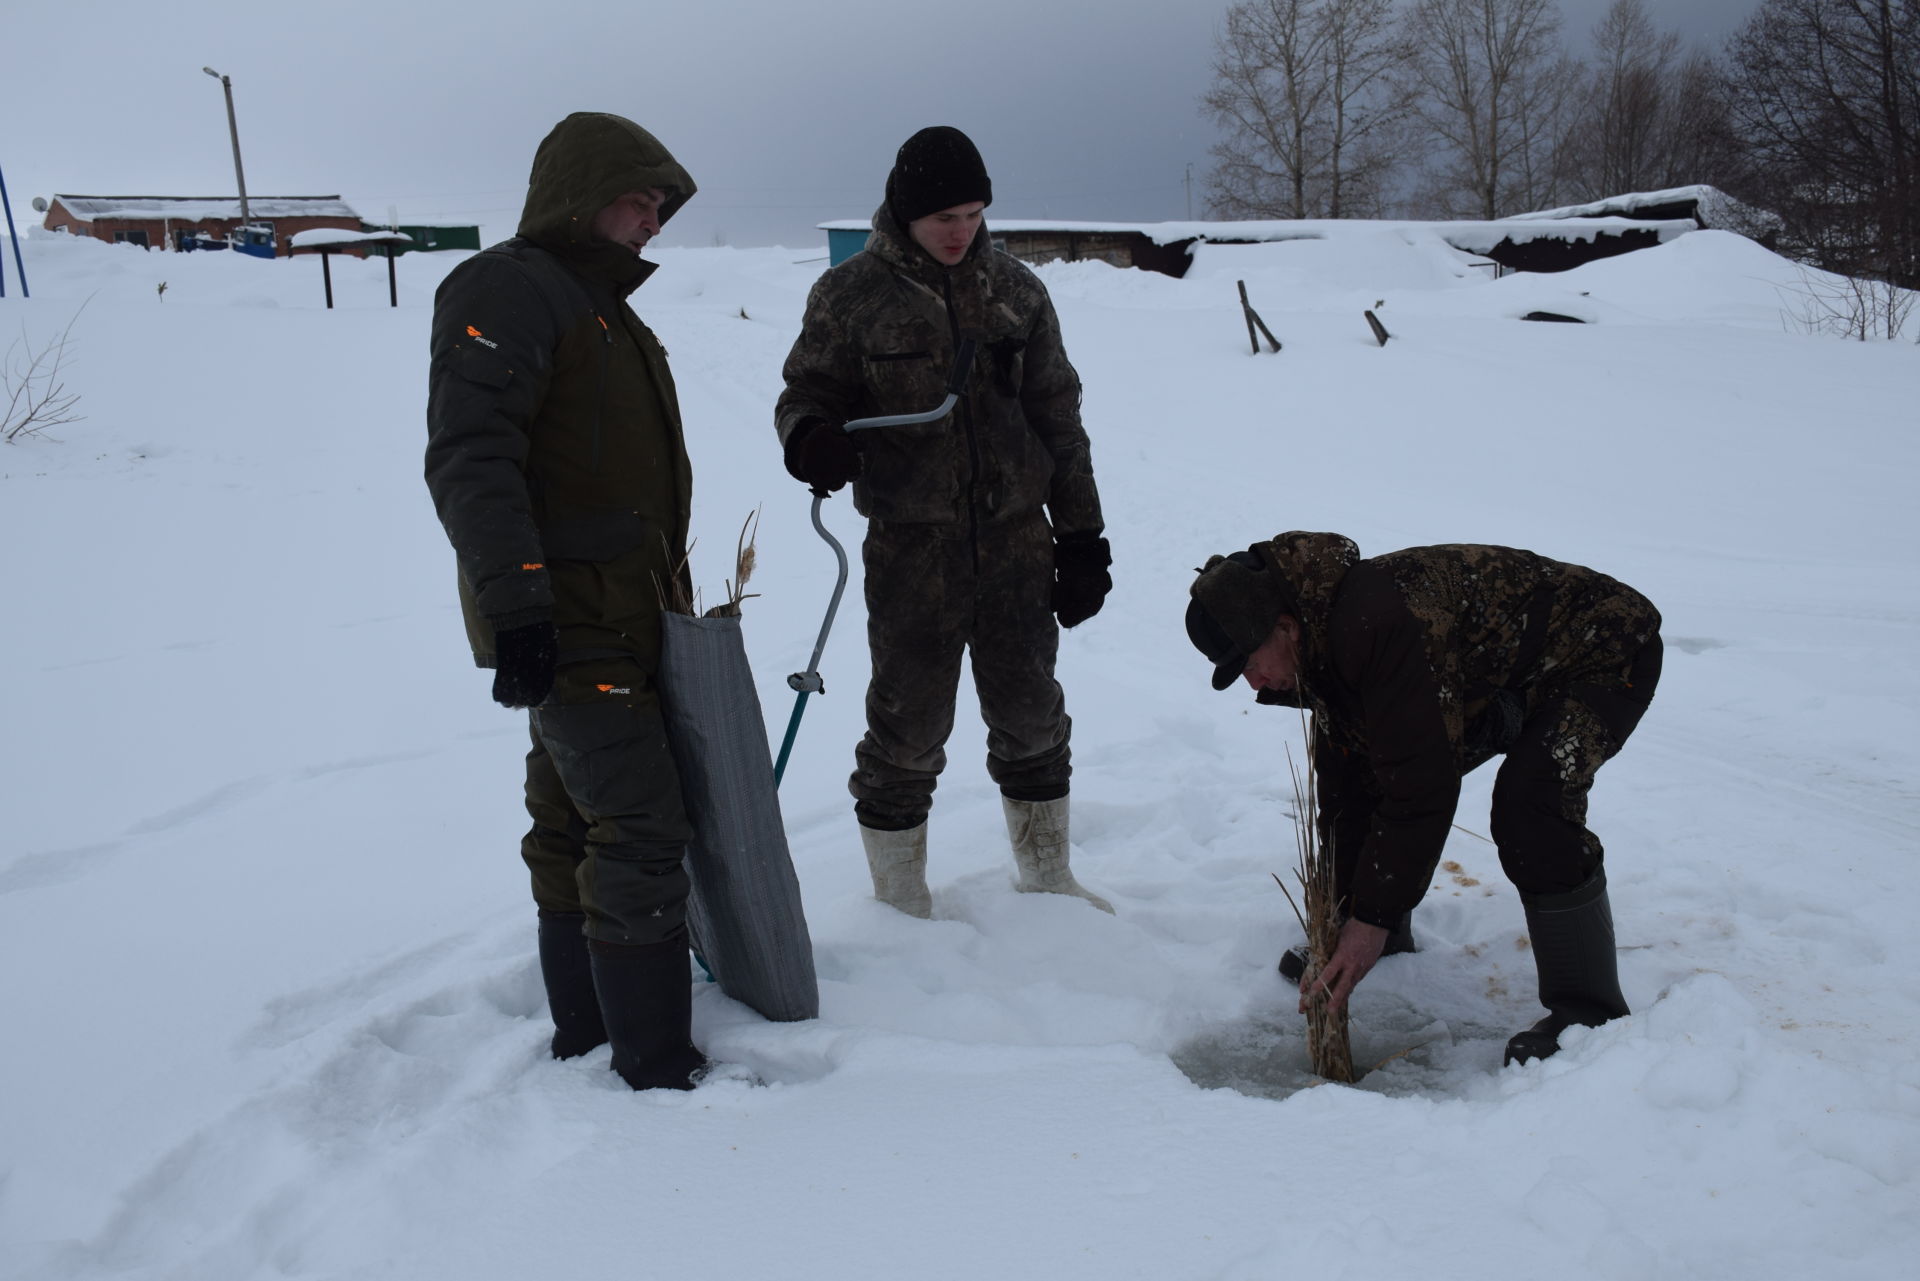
[{"left": 521, "top": 661, "right": 693, "bottom": 946}]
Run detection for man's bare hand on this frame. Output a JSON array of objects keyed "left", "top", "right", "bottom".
[{"left": 1299, "top": 918, "right": 1390, "bottom": 1015}]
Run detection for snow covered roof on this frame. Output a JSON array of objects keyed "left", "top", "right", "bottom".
[
  {"left": 1506, "top": 185, "right": 1784, "bottom": 236},
  {"left": 289, "top": 227, "right": 412, "bottom": 248},
  {"left": 1432, "top": 217, "right": 1696, "bottom": 253},
  {"left": 820, "top": 216, "right": 1695, "bottom": 253},
  {"left": 53, "top": 195, "right": 361, "bottom": 222}
]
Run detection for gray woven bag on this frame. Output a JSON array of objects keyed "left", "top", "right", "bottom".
[{"left": 657, "top": 610, "right": 819, "bottom": 1022}]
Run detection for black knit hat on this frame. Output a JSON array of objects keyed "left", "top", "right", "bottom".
[
  {"left": 1187, "top": 550, "right": 1289, "bottom": 690},
  {"left": 886, "top": 126, "right": 993, "bottom": 227}
]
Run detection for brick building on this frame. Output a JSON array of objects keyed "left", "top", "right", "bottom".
[{"left": 39, "top": 195, "right": 362, "bottom": 256}]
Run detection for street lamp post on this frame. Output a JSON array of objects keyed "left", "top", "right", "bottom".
[{"left": 202, "top": 67, "right": 251, "bottom": 233}]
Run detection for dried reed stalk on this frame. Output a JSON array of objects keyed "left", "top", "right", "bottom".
[
  {"left": 1277, "top": 707, "right": 1355, "bottom": 1084},
  {"left": 654, "top": 510, "right": 762, "bottom": 618},
  {"left": 655, "top": 536, "right": 698, "bottom": 616}
]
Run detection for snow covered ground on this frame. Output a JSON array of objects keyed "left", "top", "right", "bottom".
[{"left": 3, "top": 225, "right": 1917, "bottom": 1279}]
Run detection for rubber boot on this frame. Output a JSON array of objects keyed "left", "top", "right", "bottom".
[
  {"left": 1504, "top": 869, "right": 1630, "bottom": 1066},
  {"left": 588, "top": 938, "right": 708, "bottom": 1091},
  {"left": 861, "top": 821, "right": 933, "bottom": 918},
  {"left": 537, "top": 911, "right": 608, "bottom": 1059},
  {"left": 1003, "top": 796, "right": 1113, "bottom": 913},
  {"left": 1279, "top": 911, "right": 1415, "bottom": 983}
]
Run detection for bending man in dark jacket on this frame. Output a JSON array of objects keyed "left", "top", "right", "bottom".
[
  {"left": 1187, "top": 533, "right": 1662, "bottom": 1065},
  {"left": 424, "top": 112, "right": 705, "bottom": 1091},
  {"left": 776, "top": 126, "right": 1113, "bottom": 918}
]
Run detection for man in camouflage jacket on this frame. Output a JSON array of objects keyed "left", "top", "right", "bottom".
[
  {"left": 1187, "top": 532, "right": 1663, "bottom": 1065},
  {"left": 775, "top": 126, "right": 1113, "bottom": 918},
  {"left": 425, "top": 112, "right": 706, "bottom": 1091}
]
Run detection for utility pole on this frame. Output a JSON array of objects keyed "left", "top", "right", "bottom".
[
  {"left": 0, "top": 161, "right": 27, "bottom": 297},
  {"left": 1185, "top": 163, "right": 1193, "bottom": 220},
  {"left": 202, "top": 66, "right": 251, "bottom": 230}
]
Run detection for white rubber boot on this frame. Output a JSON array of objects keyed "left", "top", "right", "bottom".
[
  {"left": 860, "top": 822, "right": 933, "bottom": 919},
  {"left": 1003, "top": 796, "right": 1113, "bottom": 913}
]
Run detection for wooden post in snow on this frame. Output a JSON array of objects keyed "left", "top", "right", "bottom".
[{"left": 1237, "top": 280, "right": 1282, "bottom": 354}]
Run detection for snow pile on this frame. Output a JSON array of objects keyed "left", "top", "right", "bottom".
[
  {"left": 3, "top": 228, "right": 1917, "bottom": 1280},
  {"left": 288, "top": 228, "right": 412, "bottom": 249}
]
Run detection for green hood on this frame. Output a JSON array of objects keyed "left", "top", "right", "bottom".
[{"left": 516, "top": 112, "right": 696, "bottom": 251}]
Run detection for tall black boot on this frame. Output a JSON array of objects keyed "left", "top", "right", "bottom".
[
  {"left": 1279, "top": 910, "right": 1416, "bottom": 983},
  {"left": 588, "top": 938, "right": 707, "bottom": 1092},
  {"left": 1505, "top": 870, "right": 1630, "bottom": 1066},
  {"left": 538, "top": 912, "right": 608, "bottom": 1060}
]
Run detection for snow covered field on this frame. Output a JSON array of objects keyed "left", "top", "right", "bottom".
[{"left": 3, "top": 224, "right": 1917, "bottom": 1279}]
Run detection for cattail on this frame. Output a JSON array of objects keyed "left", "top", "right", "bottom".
[
  {"left": 734, "top": 511, "right": 759, "bottom": 592},
  {"left": 659, "top": 511, "right": 764, "bottom": 618},
  {"left": 709, "top": 510, "right": 762, "bottom": 618}
]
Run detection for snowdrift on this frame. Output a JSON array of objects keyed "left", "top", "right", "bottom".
[{"left": 3, "top": 226, "right": 1917, "bottom": 1280}]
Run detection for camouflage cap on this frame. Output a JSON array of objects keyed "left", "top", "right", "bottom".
[{"left": 1187, "top": 549, "right": 1290, "bottom": 690}]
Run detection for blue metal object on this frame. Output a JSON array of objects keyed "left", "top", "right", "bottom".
[
  {"left": 772, "top": 494, "right": 849, "bottom": 786},
  {"left": 232, "top": 225, "right": 276, "bottom": 260},
  {"left": 772, "top": 691, "right": 810, "bottom": 786},
  {"left": 827, "top": 226, "right": 869, "bottom": 266},
  {"left": 773, "top": 338, "right": 977, "bottom": 787},
  {"left": 0, "top": 161, "right": 27, "bottom": 297}
]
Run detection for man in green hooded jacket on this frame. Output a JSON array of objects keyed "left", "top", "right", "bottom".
[{"left": 425, "top": 112, "right": 705, "bottom": 1091}]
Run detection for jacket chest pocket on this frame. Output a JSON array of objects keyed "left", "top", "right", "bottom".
[
  {"left": 860, "top": 350, "right": 940, "bottom": 416},
  {"left": 985, "top": 335, "right": 1026, "bottom": 397}
]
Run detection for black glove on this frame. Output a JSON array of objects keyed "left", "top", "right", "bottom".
[
  {"left": 491, "top": 618, "right": 558, "bottom": 709},
  {"left": 783, "top": 418, "right": 861, "bottom": 494},
  {"left": 1051, "top": 533, "right": 1113, "bottom": 629}
]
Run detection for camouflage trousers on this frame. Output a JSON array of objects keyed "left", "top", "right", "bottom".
[
  {"left": 1490, "top": 635, "right": 1664, "bottom": 895},
  {"left": 851, "top": 513, "right": 1071, "bottom": 831},
  {"left": 521, "top": 659, "right": 694, "bottom": 945}
]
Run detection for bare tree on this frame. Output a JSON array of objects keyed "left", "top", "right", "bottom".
[
  {"left": 1398, "top": 0, "right": 1573, "bottom": 219},
  {"left": 1723, "top": 0, "right": 1920, "bottom": 287},
  {"left": 1779, "top": 263, "right": 1919, "bottom": 339},
  {"left": 1586, "top": 0, "right": 1683, "bottom": 192},
  {"left": 1203, "top": 0, "right": 1330, "bottom": 219},
  {"left": 1554, "top": 0, "right": 1751, "bottom": 202},
  {"left": 1201, "top": 0, "right": 1410, "bottom": 219},
  {"left": 1505, "top": 50, "right": 1586, "bottom": 211},
  {"left": 1314, "top": 0, "right": 1412, "bottom": 216},
  {"left": 1662, "top": 51, "right": 1749, "bottom": 194},
  {"left": 1547, "top": 1, "right": 1758, "bottom": 206},
  {"left": 4, "top": 307, "right": 88, "bottom": 444}
]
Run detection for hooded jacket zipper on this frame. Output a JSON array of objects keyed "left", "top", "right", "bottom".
[
  {"left": 941, "top": 273, "right": 981, "bottom": 573},
  {"left": 592, "top": 312, "right": 611, "bottom": 469}
]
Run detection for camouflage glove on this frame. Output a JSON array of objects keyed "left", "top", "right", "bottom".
[
  {"left": 783, "top": 418, "right": 861, "bottom": 495},
  {"left": 491, "top": 617, "right": 558, "bottom": 709},
  {"left": 1052, "top": 533, "right": 1113, "bottom": 629}
]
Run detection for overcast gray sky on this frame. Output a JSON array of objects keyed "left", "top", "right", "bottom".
[{"left": 2, "top": 0, "right": 1762, "bottom": 252}]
